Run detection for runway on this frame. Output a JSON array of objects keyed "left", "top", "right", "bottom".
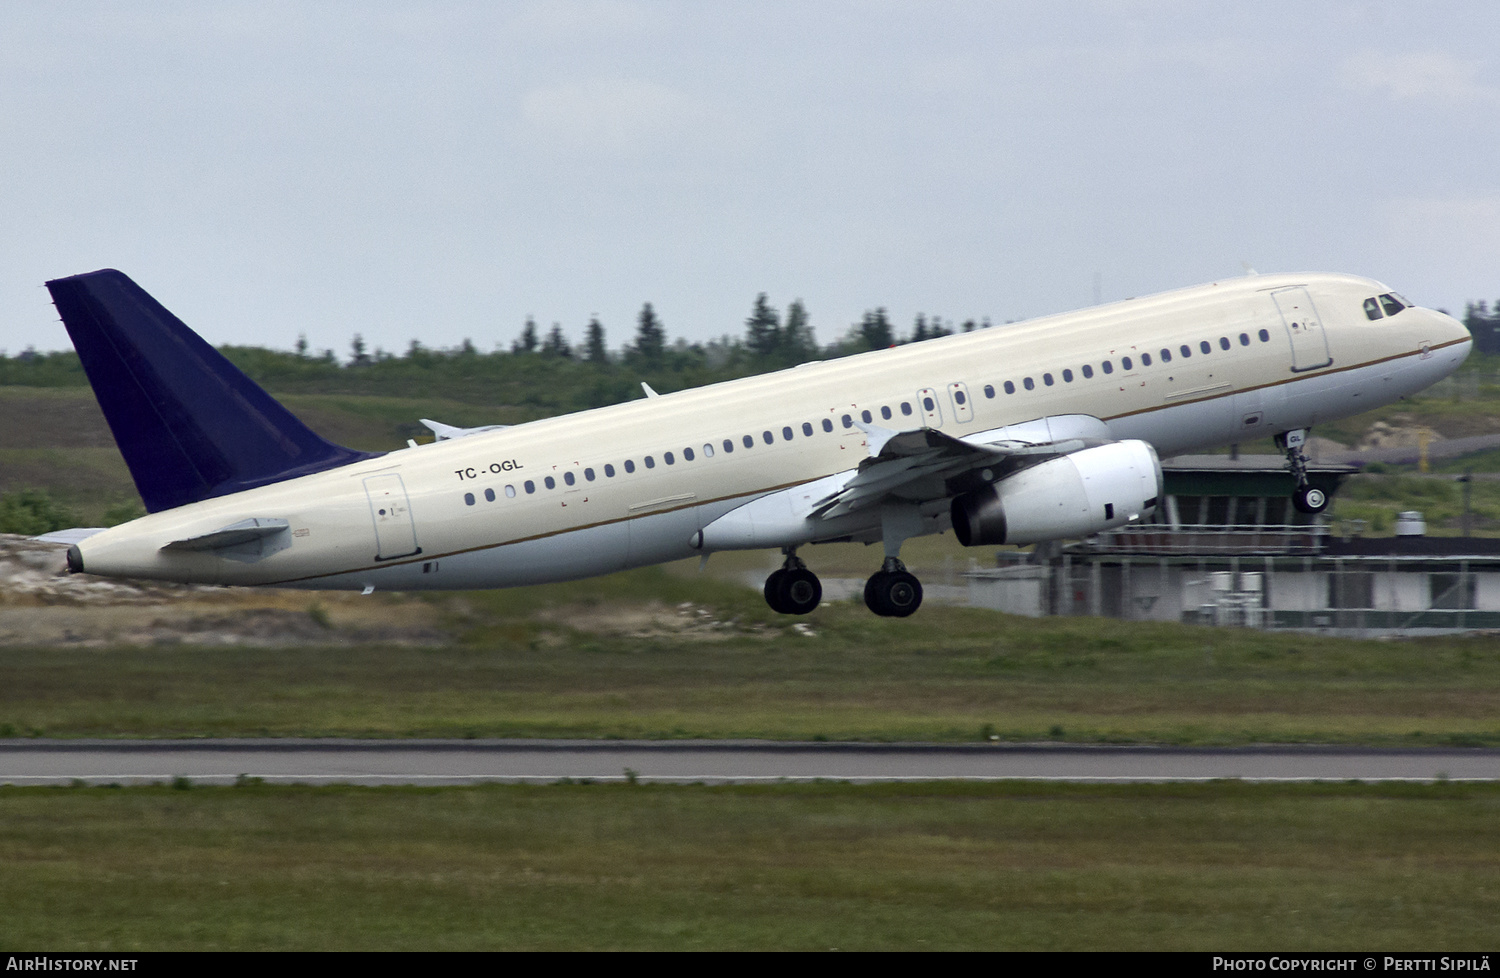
[{"left": 3, "top": 740, "right": 1499, "bottom": 785}]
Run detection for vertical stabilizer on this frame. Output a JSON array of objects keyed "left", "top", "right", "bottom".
[{"left": 46, "top": 269, "right": 375, "bottom": 512}]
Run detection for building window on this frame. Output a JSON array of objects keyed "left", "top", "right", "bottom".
[
  {"left": 1430, "top": 573, "right": 1477, "bottom": 610},
  {"left": 1327, "top": 570, "right": 1374, "bottom": 609}
]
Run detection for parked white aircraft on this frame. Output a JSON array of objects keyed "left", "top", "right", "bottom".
[{"left": 43, "top": 270, "right": 1470, "bottom": 616}]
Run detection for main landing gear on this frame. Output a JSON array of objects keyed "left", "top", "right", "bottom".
[
  {"left": 864, "top": 557, "right": 923, "bottom": 618},
  {"left": 762, "top": 505, "right": 931, "bottom": 618},
  {"left": 764, "top": 549, "right": 823, "bottom": 615},
  {"left": 1277, "top": 428, "right": 1331, "bottom": 515}
]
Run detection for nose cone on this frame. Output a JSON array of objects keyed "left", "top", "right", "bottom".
[{"left": 1432, "top": 306, "right": 1473, "bottom": 360}]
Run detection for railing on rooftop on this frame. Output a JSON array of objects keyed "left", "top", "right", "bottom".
[{"left": 1080, "top": 523, "right": 1329, "bottom": 556}]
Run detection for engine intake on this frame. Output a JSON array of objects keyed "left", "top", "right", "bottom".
[{"left": 951, "top": 440, "right": 1162, "bottom": 546}]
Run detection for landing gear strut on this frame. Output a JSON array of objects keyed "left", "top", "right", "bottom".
[
  {"left": 864, "top": 557, "right": 924, "bottom": 618},
  {"left": 764, "top": 548, "right": 822, "bottom": 615},
  {"left": 1278, "top": 428, "right": 1330, "bottom": 515}
]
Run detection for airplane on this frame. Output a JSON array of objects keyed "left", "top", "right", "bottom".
[{"left": 40, "top": 268, "right": 1471, "bottom": 617}]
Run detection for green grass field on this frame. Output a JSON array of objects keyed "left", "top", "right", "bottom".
[
  {"left": 5, "top": 568, "right": 1500, "bottom": 745},
  {"left": 2, "top": 780, "right": 1496, "bottom": 950}
]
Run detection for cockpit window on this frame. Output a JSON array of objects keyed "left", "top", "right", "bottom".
[
  {"left": 1363, "top": 297, "right": 1383, "bottom": 321},
  {"left": 1379, "top": 293, "right": 1405, "bottom": 317}
]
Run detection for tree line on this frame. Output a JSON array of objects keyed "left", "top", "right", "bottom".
[{"left": 0, "top": 294, "right": 993, "bottom": 414}]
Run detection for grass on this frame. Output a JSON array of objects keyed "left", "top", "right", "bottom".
[
  {"left": 4, "top": 568, "right": 1500, "bottom": 744},
  {"left": 1, "top": 780, "right": 1496, "bottom": 950}
]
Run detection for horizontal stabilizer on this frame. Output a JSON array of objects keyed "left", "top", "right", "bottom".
[
  {"left": 46, "top": 270, "right": 376, "bottom": 513},
  {"left": 161, "top": 518, "right": 290, "bottom": 553},
  {"left": 32, "top": 528, "right": 108, "bottom": 546}
]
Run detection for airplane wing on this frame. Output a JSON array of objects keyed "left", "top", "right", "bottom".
[{"left": 811, "top": 414, "right": 1113, "bottom": 520}]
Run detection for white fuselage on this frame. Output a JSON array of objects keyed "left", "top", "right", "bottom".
[{"left": 74, "top": 272, "right": 1472, "bottom": 590}]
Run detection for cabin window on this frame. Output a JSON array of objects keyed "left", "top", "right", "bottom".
[
  {"left": 822, "top": 419, "right": 833, "bottom": 433},
  {"left": 983, "top": 385, "right": 995, "bottom": 398},
  {"left": 1180, "top": 345, "right": 1192, "bottom": 358},
  {"left": 1219, "top": 337, "right": 1231, "bottom": 351},
  {"left": 684, "top": 447, "right": 695, "bottom": 461},
  {"left": 625, "top": 459, "right": 636, "bottom": 472},
  {"left": 505, "top": 485, "right": 516, "bottom": 497},
  {"left": 1380, "top": 293, "right": 1405, "bottom": 316},
  {"left": 1023, "top": 377, "right": 1035, "bottom": 390},
  {"left": 841, "top": 414, "right": 853, "bottom": 428},
  {"left": 922, "top": 395, "right": 935, "bottom": 411},
  {"left": 763, "top": 430, "right": 774, "bottom": 444},
  {"left": 862, "top": 410, "right": 873, "bottom": 423},
  {"left": 724, "top": 439, "right": 735, "bottom": 453},
  {"left": 803, "top": 422, "right": 815, "bottom": 437},
  {"left": 1140, "top": 353, "right": 1151, "bottom": 366},
  {"left": 1239, "top": 333, "right": 1250, "bottom": 346},
  {"left": 464, "top": 492, "right": 475, "bottom": 506},
  {"left": 900, "top": 402, "right": 913, "bottom": 416},
  {"left": 644, "top": 456, "right": 656, "bottom": 469},
  {"left": 1101, "top": 361, "right": 1113, "bottom": 375},
  {"left": 1081, "top": 365, "right": 1093, "bottom": 379},
  {"left": 664, "top": 452, "right": 675, "bottom": 464},
  {"left": 1258, "top": 329, "right": 1270, "bottom": 342},
  {"left": 782, "top": 426, "right": 794, "bottom": 441},
  {"left": 525, "top": 480, "right": 536, "bottom": 493},
  {"left": 544, "top": 476, "right": 556, "bottom": 489},
  {"left": 563, "top": 471, "right": 575, "bottom": 485},
  {"left": 881, "top": 406, "right": 893, "bottom": 420},
  {"left": 1121, "top": 357, "right": 1132, "bottom": 371},
  {"left": 485, "top": 488, "right": 496, "bottom": 502},
  {"left": 1042, "top": 373, "right": 1054, "bottom": 386},
  {"left": 702, "top": 444, "right": 713, "bottom": 458},
  {"left": 585, "top": 468, "right": 596, "bottom": 481},
  {"left": 744, "top": 434, "right": 755, "bottom": 448},
  {"left": 1160, "top": 348, "right": 1172, "bottom": 362},
  {"left": 1062, "top": 368, "right": 1073, "bottom": 382},
  {"left": 1200, "top": 340, "right": 1211, "bottom": 355},
  {"left": 604, "top": 464, "right": 615, "bottom": 478},
  {"left": 1003, "top": 381, "right": 1015, "bottom": 394},
  {"left": 954, "top": 390, "right": 967, "bottom": 405},
  {"left": 1364, "top": 297, "right": 1382, "bottom": 320}
]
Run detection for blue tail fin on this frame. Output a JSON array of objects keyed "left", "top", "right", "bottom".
[{"left": 47, "top": 269, "right": 376, "bottom": 513}]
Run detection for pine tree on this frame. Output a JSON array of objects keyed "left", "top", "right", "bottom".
[
  {"left": 513, "top": 317, "right": 539, "bottom": 354},
  {"left": 584, "top": 316, "right": 609, "bottom": 364},
  {"left": 745, "top": 293, "right": 781, "bottom": 359},
  {"left": 348, "top": 333, "right": 371, "bottom": 367},
  {"left": 633, "top": 302, "right": 665, "bottom": 365},
  {"left": 911, "top": 314, "right": 929, "bottom": 343},
  {"left": 782, "top": 299, "right": 816, "bottom": 362},
  {"left": 542, "top": 323, "right": 572, "bottom": 358},
  {"left": 858, "top": 308, "right": 893, "bottom": 351}
]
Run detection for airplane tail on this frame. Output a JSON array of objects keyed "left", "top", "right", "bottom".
[{"left": 46, "top": 269, "right": 375, "bottom": 513}]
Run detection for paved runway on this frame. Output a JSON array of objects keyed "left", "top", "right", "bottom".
[{"left": 3, "top": 740, "right": 1499, "bottom": 785}]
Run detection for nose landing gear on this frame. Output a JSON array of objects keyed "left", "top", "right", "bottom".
[
  {"left": 764, "top": 549, "right": 823, "bottom": 615},
  {"left": 1278, "top": 428, "right": 1331, "bottom": 514}
]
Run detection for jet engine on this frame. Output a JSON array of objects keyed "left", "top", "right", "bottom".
[{"left": 951, "top": 440, "right": 1162, "bottom": 546}]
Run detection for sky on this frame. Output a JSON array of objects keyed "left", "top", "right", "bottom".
[{"left": 2, "top": 0, "right": 1499, "bottom": 358}]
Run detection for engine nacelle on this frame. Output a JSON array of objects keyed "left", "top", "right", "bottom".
[{"left": 951, "top": 440, "right": 1162, "bottom": 546}]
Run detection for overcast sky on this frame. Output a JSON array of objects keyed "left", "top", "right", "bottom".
[{"left": 3, "top": 1, "right": 1498, "bottom": 357}]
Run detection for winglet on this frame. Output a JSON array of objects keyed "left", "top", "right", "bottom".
[{"left": 46, "top": 270, "right": 376, "bottom": 513}]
